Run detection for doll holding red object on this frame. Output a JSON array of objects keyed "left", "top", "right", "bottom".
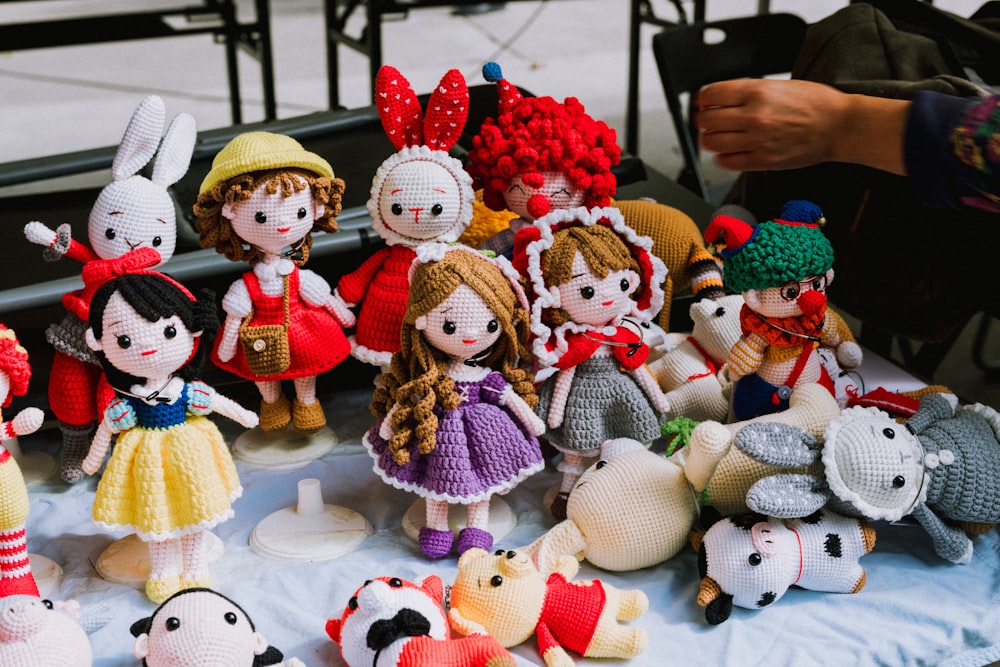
[
  {"left": 0, "top": 325, "right": 44, "bottom": 597},
  {"left": 195, "top": 133, "right": 352, "bottom": 434},
  {"left": 80, "top": 250, "right": 257, "bottom": 602},
  {"left": 365, "top": 245, "right": 544, "bottom": 558},
  {"left": 518, "top": 207, "right": 670, "bottom": 520}
]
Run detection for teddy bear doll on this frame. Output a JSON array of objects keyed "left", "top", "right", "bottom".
[
  {"left": 738, "top": 392, "right": 1000, "bottom": 564},
  {"left": 449, "top": 547, "right": 649, "bottom": 667},
  {"left": 326, "top": 575, "right": 515, "bottom": 667},
  {"left": 22, "top": 95, "right": 196, "bottom": 482},
  {"left": 705, "top": 200, "right": 862, "bottom": 421}
]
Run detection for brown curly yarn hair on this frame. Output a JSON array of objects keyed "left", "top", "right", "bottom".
[
  {"left": 193, "top": 168, "right": 344, "bottom": 266},
  {"left": 371, "top": 249, "right": 536, "bottom": 465}
]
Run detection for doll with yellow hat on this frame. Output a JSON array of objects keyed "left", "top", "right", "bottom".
[{"left": 194, "top": 132, "right": 353, "bottom": 462}]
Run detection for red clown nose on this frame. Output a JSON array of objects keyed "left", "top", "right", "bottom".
[{"left": 527, "top": 194, "right": 551, "bottom": 219}]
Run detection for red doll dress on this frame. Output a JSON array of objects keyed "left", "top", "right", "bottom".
[{"left": 212, "top": 267, "right": 350, "bottom": 381}]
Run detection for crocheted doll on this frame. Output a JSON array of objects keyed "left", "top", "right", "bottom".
[
  {"left": 80, "top": 249, "right": 257, "bottom": 602},
  {"left": 22, "top": 95, "right": 196, "bottom": 482},
  {"left": 131, "top": 588, "right": 304, "bottom": 667},
  {"left": 364, "top": 245, "right": 544, "bottom": 558},
  {"left": 194, "top": 132, "right": 351, "bottom": 434},
  {"left": 448, "top": 547, "right": 648, "bottom": 667},
  {"left": 705, "top": 200, "right": 862, "bottom": 421},
  {"left": 692, "top": 510, "right": 875, "bottom": 625},
  {"left": 739, "top": 393, "right": 1000, "bottom": 564},
  {"left": 0, "top": 325, "right": 44, "bottom": 597},
  {"left": 517, "top": 206, "right": 669, "bottom": 519},
  {"left": 326, "top": 575, "right": 516, "bottom": 667},
  {"left": 334, "top": 66, "right": 474, "bottom": 369},
  {"left": 0, "top": 595, "right": 112, "bottom": 667}
]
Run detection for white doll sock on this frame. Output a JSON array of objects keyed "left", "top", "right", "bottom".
[
  {"left": 147, "top": 539, "right": 179, "bottom": 582},
  {"left": 180, "top": 531, "right": 210, "bottom": 585},
  {"left": 425, "top": 499, "right": 450, "bottom": 532},
  {"left": 466, "top": 499, "right": 490, "bottom": 531}
]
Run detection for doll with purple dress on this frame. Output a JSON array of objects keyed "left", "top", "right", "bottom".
[{"left": 363, "top": 245, "right": 544, "bottom": 558}]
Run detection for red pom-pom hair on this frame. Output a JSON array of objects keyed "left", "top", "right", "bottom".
[{"left": 0, "top": 325, "right": 31, "bottom": 408}]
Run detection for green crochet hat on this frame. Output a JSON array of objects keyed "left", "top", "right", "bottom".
[{"left": 705, "top": 200, "right": 834, "bottom": 294}]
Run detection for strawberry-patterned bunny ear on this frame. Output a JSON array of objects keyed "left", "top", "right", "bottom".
[
  {"left": 376, "top": 65, "right": 423, "bottom": 150},
  {"left": 424, "top": 69, "right": 469, "bottom": 152}
]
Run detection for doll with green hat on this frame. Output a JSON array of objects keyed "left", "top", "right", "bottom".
[
  {"left": 705, "top": 200, "right": 862, "bottom": 421},
  {"left": 194, "top": 132, "right": 354, "bottom": 454}
]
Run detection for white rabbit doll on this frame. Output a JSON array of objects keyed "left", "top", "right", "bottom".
[
  {"left": 333, "top": 66, "right": 475, "bottom": 370},
  {"left": 23, "top": 95, "right": 196, "bottom": 483}
]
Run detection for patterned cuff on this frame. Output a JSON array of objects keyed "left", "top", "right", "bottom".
[{"left": 42, "top": 223, "right": 72, "bottom": 262}]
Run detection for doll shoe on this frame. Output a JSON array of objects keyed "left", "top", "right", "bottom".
[
  {"left": 550, "top": 491, "right": 571, "bottom": 522},
  {"left": 292, "top": 399, "right": 326, "bottom": 433},
  {"left": 418, "top": 527, "right": 454, "bottom": 559},
  {"left": 146, "top": 575, "right": 181, "bottom": 604},
  {"left": 180, "top": 574, "right": 212, "bottom": 591},
  {"left": 260, "top": 394, "right": 291, "bottom": 431},
  {"left": 457, "top": 527, "right": 493, "bottom": 555}
]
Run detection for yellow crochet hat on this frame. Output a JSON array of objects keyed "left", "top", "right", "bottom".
[{"left": 199, "top": 131, "right": 334, "bottom": 194}]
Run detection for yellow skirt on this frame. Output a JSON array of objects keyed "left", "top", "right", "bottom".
[
  {"left": 93, "top": 416, "right": 241, "bottom": 541},
  {"left": 0, "top": 455, "right": 29, "bottom": 530}
]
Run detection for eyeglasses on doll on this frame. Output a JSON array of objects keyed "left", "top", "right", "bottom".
[{"left": 779, "top": 274, "right": 827, "bottom": 301}]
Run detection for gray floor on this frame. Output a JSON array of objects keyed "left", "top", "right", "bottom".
[{"left": 0, "top": 0, "right": 997, "bottom": 407}]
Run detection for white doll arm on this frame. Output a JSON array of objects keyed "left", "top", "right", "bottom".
[
  {"left": 1, "top": 407, "right": 44, "bottom": 442},
  {"left": 82, "top": 420, "right": 114, "bottom": 475},
  {"left": 379, "top": 404, "right": 399, "bottom": 441},
  {"left": 501, "top": 386, "right": 546, "bottom": 436},
  {"left": 218, "top": 281, "right": 253, "bottom": 363},
  {"left": 325, "top": 288, "right": 357, "bottom": 329},
  {"left": 547, "top": 367, "right": 575, "bottom": 430},
  {"left": 23, "top": 221, "right": 57, "bottom": 247},
  {"left": 632, "top": 364, "right": 670, "bottom": 415},
  {"left": 211, "top": 392, "right": 259, "bottom": 429},
  {"left": 216, "top": 316, "right": 241, "bottom": 363},
  {"left": 297, "top": 269, "right": 333, "bottom": 307}
]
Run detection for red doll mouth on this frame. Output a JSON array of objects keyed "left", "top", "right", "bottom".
[
  {"left": 141, "top": 349, "right": 157, "bottom": 356},
  {"left": 463, "top": 339, "right": 477, "bottom": 345},
  {"left": 602, "top": 300, "right": 614, "bottom": 306},
  {"left": 277, "top": 226, "right": 291, "bottom": 233}
]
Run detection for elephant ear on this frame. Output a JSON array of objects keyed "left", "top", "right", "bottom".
[
  {"left": 746, "top": 474, "right": 829, "bottom": 518},
  {"left": 735, "top": 422, "right": 820, "bottom": 467}
]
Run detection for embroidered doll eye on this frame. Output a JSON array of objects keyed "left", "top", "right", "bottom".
[
  {"left": 389, "top": 578, "right": 403, "bottom": 587},
  {"left": 490, "top": 575, "right": 503, "bottom": 587},
  {"left": 166, "top": 617, "right": 180, "bottom": 631},
  {"left": 494, "top": 549, "right": 505, "bottom": 556},
  {"left": 892, "top": 476, "right": 906, "bottom": 488},
  {"left": 348, "top": 596, "right": 358, "bottom": 610},
  {"left": 164, "top": 325, "right": 177, "bottom": 339},
  {"left": 443, "top": 322, "right": 456, "bottom": 335},
  {"left": 116, "top": 335, "right": 131, "bottom": 349},
  {"left": 105, "top": 228, "right": 116, "bottom": 240},
  {"left": 297, "top": 207, "right": 308, "bottom": 219},
  {"left": 152, "top": 236, "right": 162, "bottom": 247},
  {"left": 619, "top": 278, "right": 630, "bottom": 292},
  {"left": 883, "top": 428, "right": 895, "bottom": 439},
  {"left": 780, "top": 282, "right": 801, "bottom": 300},
  {"left": 431, "top": 203, "right": 443, "bottom": 215},
  {"left": 42, "top": 600, "right": 53, "bottom": 609},
  {"left": 595, "top": 460, "right": 607, "bottom": 469},
  {"left": 715, "top": 307, "right": 726, "bottom": 317},
  {"left": 748, "top": 553, "right": 762, "bottom": 566},
  {"left": 580, "top": 286, "right": 595, "bottom": 300},
  {"left": 391, "top": 203, "right": 403, "bottom": 215},
  {"left": 224, "top": 612, "right": 238, "bottom": 625},
  {"left": 487, "top": 320, "right": 499, "bottom": 333},
  {"left": 255, "top": 211, "right": 267, "bottom": 224}
]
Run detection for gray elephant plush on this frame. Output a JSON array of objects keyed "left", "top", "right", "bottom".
[{"left": 736, "top": 393, "right": 1000, "bottom": 563}]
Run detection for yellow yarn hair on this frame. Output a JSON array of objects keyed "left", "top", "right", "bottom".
[{"left": 459, "top": 191, "right": 518, "bottom": 248}]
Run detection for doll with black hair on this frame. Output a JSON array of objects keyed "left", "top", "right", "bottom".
[{"left": 80, "top": 248, "right": 257, "bottom": 603}]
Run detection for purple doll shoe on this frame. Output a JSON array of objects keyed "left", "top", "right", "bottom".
[
  {"left": 457, "top": 527, "right": 493, "bottom": 555},
  {"left": 418, "top": 527, "right": 454, "bottom": 558}
]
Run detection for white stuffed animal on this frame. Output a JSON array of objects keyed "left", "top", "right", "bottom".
[
  {"left": 22, "top": 95, "right": 196, "bottom": 483},
  {"left": 0, "top": 595, "right": 112, "bottom": 666}
]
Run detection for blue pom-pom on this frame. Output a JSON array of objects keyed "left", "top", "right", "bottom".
[
  {"left": 780, "top": 199, "right": 823, "bottom": 225},
  {"left": 483, "top": 62, "right": 503, "bottom": 83}
]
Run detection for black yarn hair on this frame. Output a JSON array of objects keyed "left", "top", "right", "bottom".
[{"left": 88, "top": 272, "right": 219, "bottom": 392}]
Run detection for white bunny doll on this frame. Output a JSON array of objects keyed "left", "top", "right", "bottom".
[
  {"left": 22, "top": 95, "right": 196, "bottom": 483},
  {"left": 334, "top": 65, "right": 475, "bottom": 370}
]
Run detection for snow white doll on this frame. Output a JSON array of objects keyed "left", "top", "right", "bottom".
[
  {"left": 364, "top": 244, "right": 545, "bottom": 558},
  {"left": 517, "top": 206, "right": 670, "bottom": 520},
  {"left": 81, "top": 248, "right": 257, "bottom": 602}
]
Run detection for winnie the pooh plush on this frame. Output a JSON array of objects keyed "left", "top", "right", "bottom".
[{"left": 448, "top": 548, "right": 648, "bottom": 667}]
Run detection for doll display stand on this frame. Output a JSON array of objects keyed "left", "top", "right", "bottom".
[
  {"left": 232, "top": 426, "right": 337, "bottom": 470},
  {"left": 5, "top": 435, "right": 56, "bottom": 484},
  {"left": 249, "top": 477, "right": 372, "bottom": 561},
  {"left": 28, "top": 553, "right": 62, "bottom": 597},
  {"left": 94, "top": 532, "right": 224, "bottom": 588},
  {"left": 401, "top": 496, "right": 516, "bottom": 545}
]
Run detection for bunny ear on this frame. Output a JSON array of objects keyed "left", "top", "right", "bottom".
[
  {"left": 151, "top": 112, "right": 196, "bottom": 187},
  {"left": 111, "top": 95, "right": 166, "bottom": 182},
  {"left": 375, "top": 65, "right": 423, "bottom": 150},
  {"left": 424, "top": 69, "right": 468, "bottom": 152}
]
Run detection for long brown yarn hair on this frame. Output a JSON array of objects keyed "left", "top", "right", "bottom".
[
  {"left": 371, "top": 249, "right": 536, "bottom": 465},
  {"left": 194, "top": 168, "right": 344, "bottom": 266}
]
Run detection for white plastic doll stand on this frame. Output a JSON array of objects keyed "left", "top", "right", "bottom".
[
  {"left": 94, "top": 532, "right": 224, "bottom": 588},
  {"left": 29, "top": 554, "right": 62, "bottom": 597},
  {"left": 5, "top": 435, "right": 56, "bottom": 484},
  {"left": 232, "top": 426, "right": 337, "bottom": 470},
  {"left": 250, "top": 478, "right": 372, "bottom": 560},
  {"left": 401, "top": 496, "right": 516, "bottom": 544}
]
